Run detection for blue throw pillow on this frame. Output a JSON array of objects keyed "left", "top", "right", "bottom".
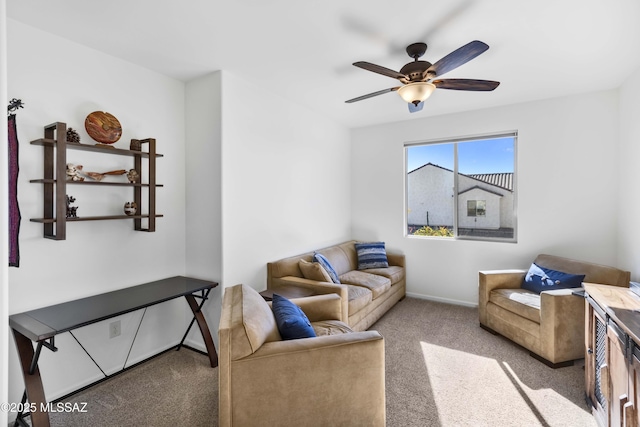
[
  {"left": 355, "top": 242, "right": 389, "bottom": 270},
  {"left": 271, "top": 294, "right": 316, "bottom": 340},
  {"left": 312, "top": 252, "right": 341, "bottom": 284},
  {"left": 521, "top": 263, "right": 585, "bottom": 294}
]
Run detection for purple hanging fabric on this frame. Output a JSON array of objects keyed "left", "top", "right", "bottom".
[{"left": 8, "top": 114, "right": 21, "bottom": 267}]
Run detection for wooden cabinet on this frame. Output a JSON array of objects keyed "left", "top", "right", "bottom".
[
  {"left": 30, "top": 122, "right": 163, "bottom": 240},
  {"left": 586, "top": 296, "right": 609, "bottom": 426},
  {"left": 585, "top": 284, "right": 640, "bottom": 427},
  {"left": 629, "top": 348, "right": 640, "bottom": 426}
]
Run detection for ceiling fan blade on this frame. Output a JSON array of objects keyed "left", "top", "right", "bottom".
[
  {"left": 408, "top": 102, "right": 424, "bottom": 113},
  {"left": 426, "top": 40, "right": 489, "bottom": 78},
  {"left": 353, "top": 62, "right": 407, "bottom": 80},
  {"left": 433, "top": 79, "right": 500, "bottom": 91},
  {"left": 345, "top": 87, "right": 400, "bottom": 103}
]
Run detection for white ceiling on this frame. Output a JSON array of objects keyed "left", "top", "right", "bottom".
[{"left": 7, "top": 0, "right": 640, "bottom": 128}]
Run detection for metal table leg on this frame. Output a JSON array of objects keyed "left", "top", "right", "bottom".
[{"left": 182, "top": 291, "right": 218, "bottom": 367}]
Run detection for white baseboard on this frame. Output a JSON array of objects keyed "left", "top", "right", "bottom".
[
  {"left": 405, "top": 291, "right": 478, "bottom": 308},
  {"left": 183, "top": 338, "right": 207, "bottom": 353}
]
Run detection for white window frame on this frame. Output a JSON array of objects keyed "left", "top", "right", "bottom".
[{"left": 404, "top": 131, "right": 518, "bottom": 243}]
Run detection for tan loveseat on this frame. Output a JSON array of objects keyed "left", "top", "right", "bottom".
[
  {"left": 479, "top": 254, "right": 630, "bottom": 367},
  {"left": 267, "top": 241, "right": 406, "bottom": 331},
  {"left": 219, "top": 284, "right": 386, "bottom": 427}
]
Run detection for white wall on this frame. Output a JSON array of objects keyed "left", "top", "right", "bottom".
[
  {"left": 7, "top": 19, "right": 188, "bottom": 409},
  {"left": 618, "top": 67, "right": 640, "bottom": 281},
  {"left": 220, "top": 71, "right": 352, "bottom": 291},
  {"left": 351, "top": 90, "right": 621, "bottom": 305},
  {"left": 183, "top": 72, "right": 223, "bottom": 352}
]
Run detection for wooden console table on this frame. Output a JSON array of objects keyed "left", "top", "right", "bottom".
[
  {"left": 9, "top": 276, "right": 218, "bottom": 427},
  {"left": 585, "top": 283, "right": 640, "bottom": 427}
]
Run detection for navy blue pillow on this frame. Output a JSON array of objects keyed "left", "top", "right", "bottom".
[
  {"left": 521, "top": 263, "right": 585, "bottom": 294},
  {"left": 355, "top": 241, "right": 389, "bottom": 270},
  {"left": 272, "top": 294, "right": 316, "bottom": 340},
  {"left": 312, "top": 252, "right": 341, "bottom": 284}
]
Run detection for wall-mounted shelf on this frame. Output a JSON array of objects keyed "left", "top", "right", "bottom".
[{"left": 30, "top": 122, "right": 163, "bottom": 240}]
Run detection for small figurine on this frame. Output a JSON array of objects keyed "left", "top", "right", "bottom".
[
  {"left": 124, "top": 202, "right": 138, "bottom": 216},
  {"left": 126, "top": 169, "right": 139, "bottom": 183},
  {"left": 66, "top": 195, "right": 78, "bottom": 218},
  {"left": 66, "top": 127, "right": 81, "bottom": 144},
  {"left": 66, "top": 163, "right": 85, "bottom": 181}
]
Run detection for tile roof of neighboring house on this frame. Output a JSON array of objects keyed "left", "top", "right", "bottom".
[
  {"left": 467, "top": 173, "right": 513, "bottom": 191},
  {"left": 458, "top": 185, "right": 504, "bottom": 197},
  {"left": 409, "top": 163, "right": 514, "bottom": 192}
]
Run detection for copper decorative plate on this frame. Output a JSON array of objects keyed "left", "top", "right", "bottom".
[{"left": 85, "top": 111, "right": 122, "bottom": 144}]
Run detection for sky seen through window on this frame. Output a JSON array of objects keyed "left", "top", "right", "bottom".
[{"left": 407, "top": 137, "right": 515, "bottom": 175}]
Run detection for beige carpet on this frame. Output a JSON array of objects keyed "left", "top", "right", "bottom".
[
  {"left": 43, "top": 349, "right": 217, "bottom": 427},
  {"left": 375, "top": 297, "right": 595, "bottom": 427},
  {"left": 25, "top": 297, "right": 595, "bottom": 426}
]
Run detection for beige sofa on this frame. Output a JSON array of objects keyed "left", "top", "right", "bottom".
[
  {"left": 219, "top": 284, "right": 386, "bottom": 427},
  {"left": 479, "top": 254, "right": 630, "bottom": 367},
  {"left": 267, "top": 241, "right": 406, "bottom": 331}
]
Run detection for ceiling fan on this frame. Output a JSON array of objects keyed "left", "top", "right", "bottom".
[{"left": 345, "top": 40, "right": 500, "bottom": 113}]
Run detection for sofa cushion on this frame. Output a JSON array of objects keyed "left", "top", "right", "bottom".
[
  {"left": 313, "top": 252, "right": 341, "bottom": 284},
  {"left": 298, "top": 259, "right": 332, "bottom": 282},
  {"left": 312, "top": 320, "right": 354, "bottom": 336},
  {"left": 355, "top": 242, "right": 389, "bottom": 270},
  {"left": 272, "top": 294, "right": 317, "bottom": 340},
  {"left": 340, "top": 270, "right": 391, "bottom": 299},
  {"left": 347, "top": 284, "right": 372, "bottom": 315},
  {"left": 317, "top": 244, "right": 356, "bottom": 276},
  {"left": 521, "top": 263, "right": 585, "bottom": 294},
  {"left": 233, "top": 285, "right": 282, "bottom": 359},
  {"left": 363, "top": 266, "right": 405, "bottom": 284},
  {"left": 490, "top": 288, "right": 541, "bottom": 323}
]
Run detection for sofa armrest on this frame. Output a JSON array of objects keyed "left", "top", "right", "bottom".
[
  {"left": 387, "top": 252, "right": 405, "bottom": 268},
  {"left": 225, "top": 331, "right": 385, "bottom": 426},
  {"left": 539, "top": 289, "right": 586, "bottom": 363},
  {"left": 478, "top": 269, "right": 526, "bottom": 325},
  {"left": 290, "top": 293, "right": 342, "bottom": 323},
  {"left": 271, "top": 276, "right": 349, "bottom": 322}
]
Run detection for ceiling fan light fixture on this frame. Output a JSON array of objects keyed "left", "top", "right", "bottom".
[{"left": 397, "top": 82, "right": 436, "bottom": 104}]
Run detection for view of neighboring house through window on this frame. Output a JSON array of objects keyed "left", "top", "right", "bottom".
[{"left": 405, "top": 132, "right": 517, "bottom": 241}]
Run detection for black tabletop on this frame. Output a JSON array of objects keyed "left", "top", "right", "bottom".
[{"left": 9, "top": 276, "right": 217, "bottom": 342}]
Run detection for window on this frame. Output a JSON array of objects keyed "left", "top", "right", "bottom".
[
  {"left": 405, "top": 132, "right": 517, "bottom": 242},
  {"left": 467, "top": 200, "right": 486, "bottom": 217}
]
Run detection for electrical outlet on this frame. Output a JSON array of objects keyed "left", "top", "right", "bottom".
[{"left": 109, "top": 320, "right": 121, "bottom": 338}]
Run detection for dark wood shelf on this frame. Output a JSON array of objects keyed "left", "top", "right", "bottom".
[
  {"left": 31, "top": 214, "right": 164, "bottom": 223},
  {"left": 30, "top": 122, "right": 161, "bottom": 240},
  {"left": 30, "top": 138, "right": 163, "bottom": 158},
  {"left": 30, "top": 179, "right": 163, "bottom": 187}
]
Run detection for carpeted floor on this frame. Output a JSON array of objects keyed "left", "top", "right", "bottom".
[
  {"left": 25, "top": 297, "right": 595, "bottom": 427},
  {"left": 376, "top": 297, "right": 595, "bottom": 427}
]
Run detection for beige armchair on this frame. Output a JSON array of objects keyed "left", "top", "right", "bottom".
[
  {"left": 219, "top": 284, "right": 386, "bottom": 427},
  {"left": 479, "top": 254, "right": 630, "bottom": 368}
]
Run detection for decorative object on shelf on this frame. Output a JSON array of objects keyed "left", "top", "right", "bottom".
[
  {"left": 66, "top": 127, "right": 81, "bottom": 143},
  {"left": 85, "top": 111, "right": 122, "bottom": 145},
  {"left": 66, "top": 163, "right": 85, "bottom": 181},
  {"left": 130, "top": 139, "right": 141, "bottom": 151},
  {"left": 124, "top": 202, "right": 138, "bottom": 216},
  {"left": 126, "top": 168, "right": 139, "bottom": 183},
  {"left": 8, "top": 100, "right": 23, "bottom": 267},
  {"left": 66, "top": 195, "right": 78, "bottom": 218},
  {"left": 83, "top": 169, "right": 126, "bottom": 182}
]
